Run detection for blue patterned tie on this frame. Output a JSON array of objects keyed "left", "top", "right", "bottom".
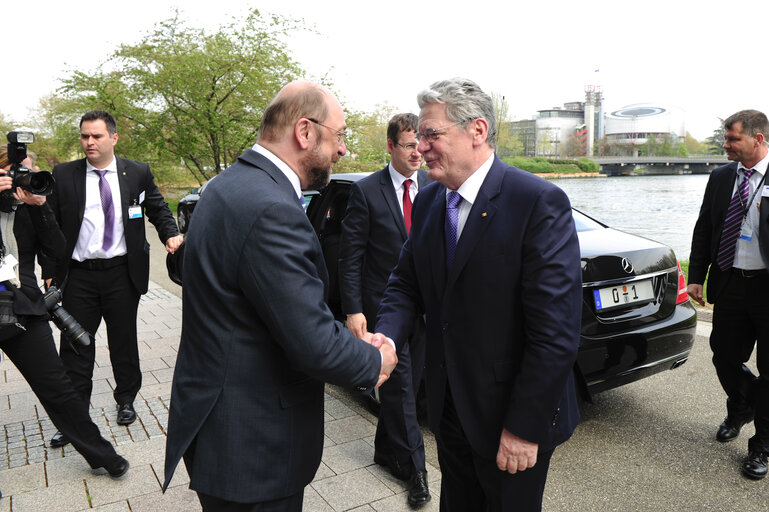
[
  {"left": 445, "top": 191, "right": 462, "bottom": 268},
  {"left": 716, "top": 169, "right": 754, "bottom": 271},
  {"left": 94, "top": 170, "right": 115, "bottom": 251}
]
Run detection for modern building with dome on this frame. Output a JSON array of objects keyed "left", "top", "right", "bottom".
[{"left": 604, "top": 103, "right": 686, "bottom": 157}]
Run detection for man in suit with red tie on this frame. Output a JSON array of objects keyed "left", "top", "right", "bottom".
[
  {"left": 375, "top": 78, "right": 583, "bottom": 511},
  {"left": 688, "top": 109, "right": 769, "bottom": 480},
  {"left": 45, "top": 110, "right": 183, "bottom": 448},
  {"left": 339, "top": 113, "right": 431, "bottom": 506}
]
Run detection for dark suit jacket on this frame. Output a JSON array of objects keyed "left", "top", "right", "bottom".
[
  {"left": 45, "top": 157, "right": 179, "bottom": 294},
  {"left": 163, "top": 149, "right": 382, "bottom": 503},
  {"left": 377, "top": 156, "right": 582, "bottom": 458},
  {"left": 7, "top": 202, "right": 66, "bottom": 316},
  {"left": 689, "top": 162, "right": 769, "bottom": 303},
  {"left": 339, "top": 166, "right": 429, "bottom": 327}
]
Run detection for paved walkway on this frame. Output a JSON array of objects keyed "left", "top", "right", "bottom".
[{"left": 0, "top": 282, "right": 440, "bottom": 511}]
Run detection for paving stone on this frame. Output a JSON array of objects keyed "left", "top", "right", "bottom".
[
  {"left": 324, "top": 416, "right": 377, "bottom": 445},
  {"left": 150, "top": 368, "right": 175, "bottom": 383},
  {"left": 322, "top": 439, "right": 375, "bottom": 475},
  {"left": 370, "top": 490, "right": 441, "bottom": 512},
  {"left": 138, "top": 381, "right": 172, "bottom": 399},
  {"left": 139, "top": 357, "right": 169, "bottom": 372},
  {"left": 11, "top": 480, "right": 90, "bottom": 511},
  {"left": 140, "top": 371, "right": 160, "bottom": 386},
  {"left": 303, "top": 485, "right": 335, "bottom": 512},
  {"left": 312, "top": 467, "right": 393, "bottom": 511},
  {"left": 92, "top": 379, "right": 114, "bottom": 395},
  {"left": 46, "top": 454, "right": 95, "bottom": 486},
  {"left": 0, "top": 462, "right": 45, "bottom": 494},
  {"left": 118, "top": 437, "right": 165, "bottom": 466},
  {"left": 312, "top": 461, "right": 335, "bottom": 482},
  {"left": 79, "top": 502, "right": 131, "bottom": 512},
  {"left": 325, "top": 398, "right": 357, "bottom": 420},
  {"left": 128, "top": 484, "right": 201, "bottom": 512},
  {"left": 86, "top": 464, "right": 160, "bottom": 507},
  {"left": 159, "top": 458, "right": 190, "bottom": 488}
]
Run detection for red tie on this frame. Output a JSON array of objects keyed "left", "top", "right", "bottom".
[{"left": 403, "top": 179, "right": 413, "bottom": 234}]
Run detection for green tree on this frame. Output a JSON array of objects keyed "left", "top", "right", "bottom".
[
  {"left": 335, "top": 104, "right": 396, "bottom": 173},
  {"left": 0, "top": 112, "right": 14, "bottom": 135},
  {"left": 562, "top": 127, "right": 587, "bottom": 157},
  {"left": 684, "top": 132, "right": 707, "bottom": 155},
  {"left": 55, "top": 10, "right": 304, "bottom": 183},
  {"left": 491, "top": 94, "right": 524, "bottom": 158},
  {"left": 705, "top": 121, "right": 725, "bottom": 155}
]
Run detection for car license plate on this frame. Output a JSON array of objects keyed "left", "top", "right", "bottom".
[{"left": 593, "top": 279, "right": 654, "bottom": 311}]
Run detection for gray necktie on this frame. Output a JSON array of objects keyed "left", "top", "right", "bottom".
[
  {"left": 94, "top": 170, "right": 115, "bottom": 251},
  {"left": 445, "top": 191, "right": 461, "bottom": 268}
]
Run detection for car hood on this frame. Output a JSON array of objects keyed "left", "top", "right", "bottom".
[{"left": 578, "top": 228, "right": 677, "bottom": 284}]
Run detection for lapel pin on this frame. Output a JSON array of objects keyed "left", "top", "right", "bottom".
[{"left": 481, "top": 212, "right": 487, "bottom": 217}]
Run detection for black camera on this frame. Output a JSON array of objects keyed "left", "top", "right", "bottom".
[
  {"left": 42, "top": 285, "right": 92, "bottom": 351},
  {"left": 4, "top": 131, "right": 55, "bottom": 199}
]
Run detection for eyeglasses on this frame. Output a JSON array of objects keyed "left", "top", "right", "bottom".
[
  {"left": 415, "top": 121, "right": 464, "bottom": 144},
  {"left": 307, "top": 118, "right": 347, "bottom": 145},
  {"left": 396, "top": 142, "right": 418, "bottom": 151}
]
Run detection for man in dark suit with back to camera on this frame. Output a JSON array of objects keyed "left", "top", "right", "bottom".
[
  {"left": 374, "top": 78, "right": 583, "bottom": 511},
  {"left": 45, "top": 110, "right": 183, "bottom": 448},
  {"left": 163, "top": 81, "right": 397, "bottom": 511},
  {"left": 339, "top": 113, "right": 431, "bottom": 506},
  {"left": 688, "top": 109, "right": 769, "bottom": 480}
]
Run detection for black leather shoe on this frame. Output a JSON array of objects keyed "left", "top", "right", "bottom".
[
  {"left": 742, "top": 451, "right": 768, "bottom": 480},
  {"left": 103, "top": 456, "right": 130, "bottom": 479},
  {"left": 116, "top": 403, "right": 136, "bottom": 426},
  {"left": 407, "top": 470, "right": 431, "bottom": 507},
  {"left": 716, "top": 416, "right": 751, "bottom": 442},
  {"left": 374, "top": 452, "right": 411, "bottom": 480},
  {"left": 49, "top": 430, "right": 70, "bottom": 448}
]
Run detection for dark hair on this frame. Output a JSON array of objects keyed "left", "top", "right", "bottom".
[
  {"left": 80, "top": 110, "right": 118, "bottom": 135},
  {"left": 259, "top": 83, "right": 329, "bottom": 142},
  {"left": 387, "top": 113, "right": 418, "bottom": 143},
  {"left": 724, "top": 109, "right": 769, "bottom": 141}
]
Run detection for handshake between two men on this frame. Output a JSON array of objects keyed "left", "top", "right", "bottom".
[{"left": 360, "top": 330, "right": 398, "bottom": 388}]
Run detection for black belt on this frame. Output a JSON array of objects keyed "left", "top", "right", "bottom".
[
  {"left": 732, "top": 267, "right": 769, "bottom": 278},
  {"left": 70, "top": 255, "right": 128, "bottom": 271}
]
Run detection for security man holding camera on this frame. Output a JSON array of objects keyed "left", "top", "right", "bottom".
[
  {"left": 0, "top": 141, "right": 129, "bottom": 478},
  {"left": 44, "top": 110, "right": 183, "bottom": 448}
]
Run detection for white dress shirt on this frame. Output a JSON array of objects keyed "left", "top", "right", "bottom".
[
  {"left": 73, "top": 158, "right": 127, "bottom": 261},
  {"left": 446, "top": 153, "right": 495, "bottom": 239},
  {"left": 734, "top": 152, "right": 769, "bottom": 270}
]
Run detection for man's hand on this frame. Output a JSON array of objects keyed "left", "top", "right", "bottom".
[
  {"left": 165, "top": 235, "right": 184, "bottom": 254},
  {"left": 14, "top": 188, "right": 46, "bottom": 206},
  {"left": 346, "top": 312, "right": 367, "bottom": 338},
  {"left": 377, "top": 342, "right": 397, "bottom": 388},
  {"left": 496, "top": 428, "right": 538, "bottom": 474},
  {"left": 687, "top": 283, "right": 705, "bottom": 307}
]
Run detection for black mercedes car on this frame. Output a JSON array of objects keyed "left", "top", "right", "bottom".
[{"left": 174, "top": 172, "right": 697, "bottom": 400}]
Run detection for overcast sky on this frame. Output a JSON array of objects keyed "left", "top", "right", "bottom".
[{"left": 2, "top": 0, "right": 763, "bottom": 141}]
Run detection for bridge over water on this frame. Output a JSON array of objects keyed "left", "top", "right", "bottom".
[{"left": 591, "top": 156, "right": 729, "bottom": 176}]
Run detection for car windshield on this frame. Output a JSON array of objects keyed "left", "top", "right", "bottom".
[{"left": 572, "top": 209, "right": 605, "bottom": 232}]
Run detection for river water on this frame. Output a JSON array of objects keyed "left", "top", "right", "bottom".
[{"left": 550, "top": 174, "right": 710, "bottom": 261}]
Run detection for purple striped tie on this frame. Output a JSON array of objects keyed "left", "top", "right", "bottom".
[
  {"left": 716, "top": 169, "right": 754, "bottom": 271},
  {"left": 94, "top": 170, "right": 115, "bottom": 251},
  {"left": 445, "top": 191, "right": 462, "bottom": 268}
]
